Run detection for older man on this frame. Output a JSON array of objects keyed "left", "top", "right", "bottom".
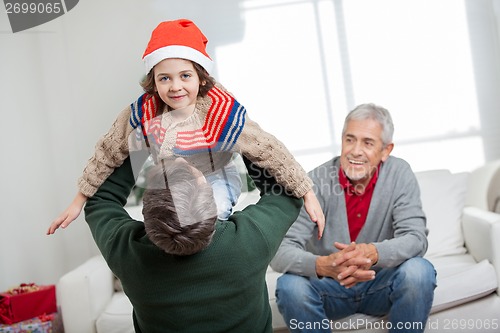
[{"left": 270, "top": 103, "right": 436, "bottom": 333}]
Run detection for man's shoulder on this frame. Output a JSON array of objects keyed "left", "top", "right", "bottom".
[
  {"left": 379, "top": 156, "right": 418, "bottom": 188},
  {"left": 382, "top": 156, "right": 413, "bottom": 173}
]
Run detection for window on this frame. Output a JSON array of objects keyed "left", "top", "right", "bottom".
[{"left": 215, "top": 0, "right": 485, "bottom": 172}]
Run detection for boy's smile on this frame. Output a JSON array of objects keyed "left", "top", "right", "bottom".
[{"left": 154, "top": 58, "right": 201, "bottom": 111}]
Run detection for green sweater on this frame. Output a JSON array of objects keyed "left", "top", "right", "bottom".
[{"left": 84, "top": 156, "right": 302, "bottom": 333}]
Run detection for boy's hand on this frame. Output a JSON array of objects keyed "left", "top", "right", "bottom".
[
  {"left": 46, "top": 192, "right": 87, "bottom": 235},
  {"left": 303, "top": 190, "right": 325, "bottom": 239}
]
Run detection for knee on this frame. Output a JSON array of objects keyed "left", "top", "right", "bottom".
[
  {"left": 276, "top": 273, "right": 313, "bottom": 306},
  {"left": 397, "top": 257, "right": 436, "bottom": 291}
]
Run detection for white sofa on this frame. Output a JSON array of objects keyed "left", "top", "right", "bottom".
[{"left": 58, "top": 160, "right": 500, "bottom": 333}]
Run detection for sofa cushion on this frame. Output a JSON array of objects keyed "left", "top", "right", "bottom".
[
  {"left": 96, "top": 292, "right": 133, "bottom": 333},
  {"left": 429, "top": 254, "right": 498, "bottom": 313},
  {"left": 415, "top": 170, "right": 469, "bottom": 258}
]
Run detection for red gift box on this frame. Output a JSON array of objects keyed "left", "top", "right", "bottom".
[{"left": 0, "top": 284, "right": 56, "bottom": 325}]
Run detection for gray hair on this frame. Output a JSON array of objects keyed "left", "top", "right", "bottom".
[{"left": 342, "top": 103, "right": 394, "bottom": 147}]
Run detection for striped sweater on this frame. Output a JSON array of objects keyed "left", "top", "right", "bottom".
[{"left": 78, "top": 82, "right": 312, "bottom": 198}]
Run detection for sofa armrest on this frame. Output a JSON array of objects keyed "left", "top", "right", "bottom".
[
  {"left": 465, "top": 159, "right": 500, "bottom": 211},
  {"left": 462, "top": 206, "right": 500, "bottom": 293},
  {"left": 57, "top": 255, "right": 114, "bottom": 333}
]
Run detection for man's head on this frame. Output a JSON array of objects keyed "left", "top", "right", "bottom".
[
  {"left": 141, "top": 158, "right": 218, "bottom": 256},
  {"left": 340, "top": 103, "right": 394, "bottom": 187}
]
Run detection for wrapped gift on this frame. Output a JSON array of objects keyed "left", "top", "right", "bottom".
[
  {"left": 0, "top": 312, "right": 59, "bottom": 333},
  {"left": 0, "top": 284, "right": 56, "bottom": 325}
]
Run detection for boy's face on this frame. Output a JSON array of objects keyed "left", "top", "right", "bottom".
[{"left": 153, "top": 58, "right": 202, "bottom": 110}]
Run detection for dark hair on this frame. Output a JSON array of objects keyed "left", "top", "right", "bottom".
[
  {"left": 140, "top": 61, "right": 216, "bottom": 114},
  {"left": 142, "top": 161, "right": 217, "bottom": 256}
]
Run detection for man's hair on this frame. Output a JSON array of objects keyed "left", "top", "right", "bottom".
[
  {"left": 342, "top": 103, "right": 394, "bottom": 147},
  {"left": 140, "top": 60, "right": 216, "bottom": 113},
  {"left": 141, "top": 160, "right": 217, "bottom": 256}
]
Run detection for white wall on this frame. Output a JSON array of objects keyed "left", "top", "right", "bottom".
[
  {"left": 0, "top": 0, "right": 151, "bottom": 290},
  {"left": 1, "top": 0, "right": 500, "bottom": 291}
]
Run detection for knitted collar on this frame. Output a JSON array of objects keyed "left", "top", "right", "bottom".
[{"left": 129, "top": 85, "right": 247, "bottom": 158}]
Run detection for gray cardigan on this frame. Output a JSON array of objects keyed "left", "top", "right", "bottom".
[{"left": 270, "top": 156, "right": 428, "bottom": 277}]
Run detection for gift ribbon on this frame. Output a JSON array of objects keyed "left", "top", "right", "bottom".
[
  {"left": 0, "top": 296, "right": 13, "bottom": 325},
  {"left": 7, "top": 283, "right": 39, "bottom": 295},
  {"left": 37, "top": 313, "right": 55, "bottom": 322}
]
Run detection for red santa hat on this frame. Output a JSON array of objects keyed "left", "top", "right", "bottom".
[{"left": 142, "top": 19, "right": 214, "bottom": 75}]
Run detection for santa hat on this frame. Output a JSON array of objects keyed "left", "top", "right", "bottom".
[{"left": 142, "top": 19, "right": 214, "bottom": 75}]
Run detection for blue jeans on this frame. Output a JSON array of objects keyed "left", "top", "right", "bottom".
[
  {"left": 276, "top": 257, "right": 436, "bottom": 333},
  {"left": 206, "top": 161, "right": 242, "bottom": 220}
]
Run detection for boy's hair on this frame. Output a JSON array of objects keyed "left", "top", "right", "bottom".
[
  {"left": 141, "top": 160, "right": 218, "bottom": 256},
  {"left": 140, "top": 61, "right": 216, "bottom": 113},
  {"left": 343, "top": 103, "right": 394, "bottom": 148}
]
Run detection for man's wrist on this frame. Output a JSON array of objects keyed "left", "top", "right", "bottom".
[
  {"left": 368, "top": 244, "right": 379, "bottom": 266},
  {"left": 315, "top": 256, "right": 327, "bottom": 277}
]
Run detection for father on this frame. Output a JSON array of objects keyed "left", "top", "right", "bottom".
[
  {"left": 270, "top": 103, "right": 436, "bottom": 333},
  {"left": 84, "top": 153, "right": 304, "bottom": 333}
]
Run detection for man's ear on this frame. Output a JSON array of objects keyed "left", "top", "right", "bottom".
[{"left": 381, "top": 143, "right": 394, "bottom": 162}]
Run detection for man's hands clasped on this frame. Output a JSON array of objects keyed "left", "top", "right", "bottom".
[{"left": 316, "top": 242, "right": 378, "bottom": 288}]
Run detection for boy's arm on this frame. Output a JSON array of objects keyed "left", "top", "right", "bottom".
[
  {"left": 211, "top": 83, "right": 312, "bottom": 198},
  {"left": 47, "top": 105, "right": 143, "bottom": 235},
  {"left": 237, "top": 116, "right": 313, "bottom": 198},
  {"left": 78, "top": 106, "right": 135, "bottom": 197},
  {"left": 47, "top": 192, "right": 87, "bottom": 234},
  {"left": 47, "top": 106, "right": 135, "bottom": 235}
]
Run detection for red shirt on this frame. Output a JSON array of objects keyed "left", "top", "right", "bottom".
[{"left": 338, "top": 165, "right": 380, "bottom": 241}]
